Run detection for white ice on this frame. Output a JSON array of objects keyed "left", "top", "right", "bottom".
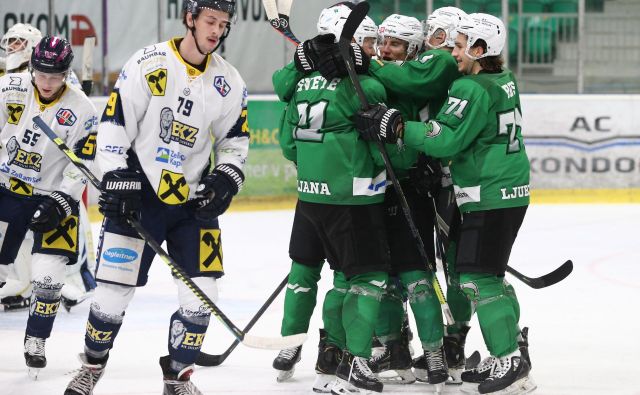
[{"left": 1, "top": 204, "right": 639, "bottom": 395}]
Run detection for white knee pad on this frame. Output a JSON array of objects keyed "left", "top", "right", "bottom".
[
  {"left": 31, "top": 254, "right": 68, "bottom": 298},
  {"left": 175, "top": 276, "right": 217, "bottom": 314},
  {"left": 91, "top": 282, "right": 136, "bottom": 320}
]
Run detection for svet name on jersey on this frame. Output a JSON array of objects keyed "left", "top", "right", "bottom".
[
  {"left": 297, "top": 180, "right": 331, "bottom": 195},
  {"left": 296, "top": 76, "right": 340, "bottom": 93}
]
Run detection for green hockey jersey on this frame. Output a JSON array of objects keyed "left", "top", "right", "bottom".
[
  {"left": 279, "top": 72, "right": 391, "bottom": 205},
  {"left": 403, "top": 70, "right": 530, "bottom": 212}
]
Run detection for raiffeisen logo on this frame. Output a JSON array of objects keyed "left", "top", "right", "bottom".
[{"left": 102, "top": 248, "right": 138, "bottom": 263}]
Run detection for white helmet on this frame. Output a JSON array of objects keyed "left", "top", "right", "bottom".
[
  {"left": 317, "top": 4, "right": 352, "bottom": 42},
  {"left": 378, "top": 14, "right": 425, "bottom": 58},
  {"left": 424, "top": 7, "right": 468, "bottom": 49},
  {"left": 354, "top": 15, "right": 377, "bottom": 47},
  {"left": 0, "top": 23, "right": 42, "bottom": 72},
  {"left": 456, "top": 13, "right": 506, "bottom": 59}
]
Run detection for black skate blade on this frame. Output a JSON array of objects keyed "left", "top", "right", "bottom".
[{"left": 465, "top": 351, "right": 481, "bottom": 369}]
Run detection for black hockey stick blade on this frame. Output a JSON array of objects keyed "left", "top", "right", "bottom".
[
  {"left": 465, "top": 350, "right": 481, "bottom": 370},
  {"left": 196, "top": 274, "right": 289, "bottom": 366},
  {"left": 262, "top": 0, "right": 300, "bottom": 45},
  {"left": 506, "top": 260, "right": 573, "bottom": 289},
  {"left": 338, "top": 1, "right": 370, "bottom": 109}
]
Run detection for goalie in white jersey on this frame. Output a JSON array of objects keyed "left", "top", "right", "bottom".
[
  {"left": 65, "top": 1, "right": 249, "bottom": 394},
  {"left": 0, "top": 35, "right": 97, "bottom": 378}
]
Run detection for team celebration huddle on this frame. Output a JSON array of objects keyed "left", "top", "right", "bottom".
[{"left": 0, "top": 0, "right": 545, "bottom": 394}]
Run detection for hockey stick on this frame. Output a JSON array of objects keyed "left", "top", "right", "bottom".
[
  {"left": 196, "top": 274, "right": 289, "bottom": 366},
  {"left": 337, "top": 1, "right": 454, "bottom": 326},
  {"left": 80, "top": 36, "right": 96, "bottom": 96},
  {"left": 262, "top": 0, "right": 300, "bottom": 45},
  {"left": 33, "top": 116, "right": 306, "bottom": 351}
]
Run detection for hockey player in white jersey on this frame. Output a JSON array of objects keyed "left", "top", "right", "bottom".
[
  {"left": 64, "top": 1, "right": 249, "bottom": 394},
  {"left": 0, "top": 23, "right": 97, "bottom": 313},
  {"left": 0, "top": 35, "right": 98, "bottom": 378}
]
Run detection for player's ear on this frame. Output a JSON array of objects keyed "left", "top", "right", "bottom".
[{"left": 186, "top": 12, "right": 195, "bottom": 28}]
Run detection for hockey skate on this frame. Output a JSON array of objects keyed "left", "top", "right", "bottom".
[
  {"left": 160, "top": 355, "right": 203, "bottom": 395},
  {"left": 443, "top": 325, "right": 471, "bottom": 384},
  {"left": 65, "top": 353, "right": 107, "bottom": 395},
  {"left": 368, "top": 339, "right": 415, "bottom": 384},
  {"left": 412, "top": 345, "right": 448, "bottom": 393},
  {"left": 273, "top": 345, "right": 302, "bottom": 382},
  {"left": 518, "top": 327, "right": 531, "bottom": 369},
  {"left": 24, "top": 335, "right": 46, "bottom": 380},
  {"left": 460, "top": 355, "right": 496, "bottom": 394},
  {"left": 477, "top": 352, "right": 536, "bottom": 395},
  {"left": 0, "top": 278, "right": 31, "bottom": 311},
  {"left": 331, "top": 351, "right": 383, "bottom": 395},
  {"left": 313, "top": 329, "right": 342, "bottom": 393}
]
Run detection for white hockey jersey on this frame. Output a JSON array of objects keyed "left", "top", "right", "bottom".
[
  {"left": 0, "top": 73, "right": 97, "bottom": 201},
  {"left": 97, "top": 38, "right": 249, "bottom": 205}
]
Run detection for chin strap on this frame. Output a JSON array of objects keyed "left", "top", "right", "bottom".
[{"left": 189, "top": 23, "right": 231, "bottom": 55}]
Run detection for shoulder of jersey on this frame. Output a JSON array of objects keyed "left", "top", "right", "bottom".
[
  {"left": 209, "top": 52, "right": 244, "bottom": 84},
  {"left": 129, "top": 41, "right": 171, "bottom": 73},
  {"left": 65, "top": 83, "right": 97, "bottom": 112},
  {"left": 0, "top": 72, "right": 31, "bottom": 89}
]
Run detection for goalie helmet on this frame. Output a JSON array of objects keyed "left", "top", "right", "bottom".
[
  {"left": 424, "top": 7, "right": 467, "bottom": 49},
  {"left": 317, "top": 3, "right": 352, "bottom": 42},
  {"left": 457, "top": 13, "right": 506, "bottom": 59},
  {"left": 378, "top": 14, "right": 424, "bottom": 58},
  {"left": 0, "top": 23, "right": 42, "bottom": 72},
  {"left": 354, "top": 16, "right": 377, "bottom": 47},
  {"left": 183, "top": 0, "right": 236, "bottom": 20},
  {"left": 30, "top": 36, "right": 74, "bottom": 74}
]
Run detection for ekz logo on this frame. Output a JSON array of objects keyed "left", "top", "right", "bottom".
[{"left": 102, "top": 247, "right": 137, "bottom": 263}]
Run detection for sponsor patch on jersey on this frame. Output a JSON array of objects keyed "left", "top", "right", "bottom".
[
  {"left": 84, "top": 116, "right": 98, "bottom": 131},
  {"left": 158, "top": 108, "right": 199, "bottom": 148},
  {"left": 199, "top": 229, "right": 223, "bottom": 273},
  {"left": 6, "top": 136, "right": 43, "bottom": 172},
  {"left": 145, "top": 68, "right": 168, "bottom": 96},
  {"left": 30, "top": 299, "right": 60, "bottom": 317},
  {"left": 56, "top": 108, "right": 77, "bottom": 126},
  {"left": 41, "top": 215, "right": 79, "bottom": 253},
  {"left": 9, "top": 76, "right": 21, "bottom": 86},
  {"left": 96, "top": 232, "right": 145, "bottom": 286},
  {"left": 6, "top": 103, "right": 25, "bottom": 125},
  {"left": 157, "top": 169, "right": 189, "bottom": 205},
  {"left": 102, "top": 247, "right": 138, "bottom": 263},
  {"left": 214, "top": 76, "right": 231, "bottom": 97},
  {"left": 155, "top": 147, "right": 185, "bottom": 168},
  {"left": 9, "top": 177, "right": 33, "bottom": 196}
]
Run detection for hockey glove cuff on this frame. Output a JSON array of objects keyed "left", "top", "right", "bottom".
[
  {"left": 29, "top": 191, "right": 76, "bottom": 233},
  {"left": 316, "top": 42, "right": 370, "bottom": 81},
  {"left": 99, "top": 169, "right": 143, "bottom": 225},
  {"left": 195, "top": 164, "right": 244, "bottom": 221},
  {"left": 408, "top": 154, "right": 444, "bottom": 198},
  {"left": 293, "top": 35, "right": 334, "bottom": 74},
  {"left": 355, "top": 104, "right": 404, "bottom": 144}
]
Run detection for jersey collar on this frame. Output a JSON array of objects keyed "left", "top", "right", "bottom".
[
  {"left": 169, "top": 37, "right": 211, "bottom": 78},
  {"left": 33, "top": 84, "right": 67, "bottom": 112}
]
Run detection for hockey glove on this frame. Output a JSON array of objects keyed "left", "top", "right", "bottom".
[
  {"left": 355, "top": 104, "right": 404, "bottom": 144},
  {"left": 409, "top": 154, "right": 443, "bottom": 197},
  {"left": 317, "top": 42, "right": 370, "bottom": 81},
  {"left": 29, "top": 191, "right": 76, "bottom": 233},
  {"left": 294, "top": 34, "right": 335, "bottom": 74},
  {"left": 99, "top": 169, "right": 143, "bottom": 225},
  {"left": 195, "top": 164, "right": 244, "bottom": 221}
]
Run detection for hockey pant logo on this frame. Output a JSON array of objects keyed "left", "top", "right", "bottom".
[
  {"left": 42, "top": 216, "right": 79, "bottom": 252},
  {"left": 157, "top": 169, "right": 189, "bottom": 205},
  {"left": 145, "top": 68, "right": 167, "bottom": 96},
  {"left": 7, "top": 103, "right": 25, "bottom": 125},
  {"left": 199, "top": 229, "right": 223, "bottom": 273},
  {"left": 86, "top": 321, "right": 113, "bottom": 344},
  {"left": 9, "top": 177, "right": 33, "bottom": 196},
  {"left": 170, "top": 319, "right": 187, "bottom": 349},
  {"left": 287, "top": 283, "right": 311, "bottom": 294}
]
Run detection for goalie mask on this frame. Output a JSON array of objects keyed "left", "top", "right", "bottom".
[
  {"left": 378, "top": 14, "right": 424, "bottom": 60},
  {"left": 1, "top": 23, "right": 42, "bottom": 72},
  {"left": 424, "top": 7, "right": 467, "bottom": 49},
  {"left": 183, "top": 0, "right": 236, "bottom": 54},
  {"left": 457, "top": 13, "right": 506, "bottom": 59}
]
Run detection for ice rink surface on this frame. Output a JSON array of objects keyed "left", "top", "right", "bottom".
[{"left": 1, "top": 204, "right": 639, "bottom": 395}]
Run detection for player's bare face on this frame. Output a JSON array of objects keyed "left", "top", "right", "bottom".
[
  {"left": 360, "top": 37, "right": 377, "bottom": 57},
  {"left": 33, "top": 70, "right": 66, "bottom": 100},
  {"left": 453, "top": 35, "right": 474, "bottom": 75},
  {"left": 379, "top": 37, "right": 408, "bottom": 61},
  {"left": 194, "top": 9, "right": 230, "bottom": 53}
]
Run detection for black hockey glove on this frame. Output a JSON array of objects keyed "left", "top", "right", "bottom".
[
  {"left": 29, "top": 191, "right": 75, "bottom": 233},
  {"left": 355, "top": 104, "right": 404, "bottom": 144},
  {"left": 195, "top": 164, "right": 244, "bottom": 221},
  {"left": 409, "top": 154, "right": 443, "bottom": 198},
  {"left": 294, "top": 34, "right": 335, "bottom": 74},
  {"left": 317, "top": 42, "right": 370, "bottom": 80},
  {"left": 99, "top": 169, "right": 143, "bottom": 225}
]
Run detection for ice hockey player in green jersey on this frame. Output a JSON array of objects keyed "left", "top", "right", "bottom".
[{"left": 355, "top": 13, "right": 536, "bottom": 395}]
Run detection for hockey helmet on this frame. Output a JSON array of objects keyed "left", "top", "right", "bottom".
[
  {"left": 1, "top": 23, "right": 43, "bottom": 72},
  {"left": 183, "top": 0, "right": 236, "bottom": 20},
  {"left": 30, "top": 36, "right": 74, "bottom": 74},
  {"left": 456, "top": 13, "right": 506, "bottom": 59},
  {"left": 317, "top": 3, "right": 352, "bottom": 42},
  {"left": 424, "top": 7, "right": 467, "bottom": 49},
  {"left": 354, "top": 16, "right": 377, "bottom": 47},
  {"left": 378, "top": 14, "right": 425, "bottom": 57}
]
